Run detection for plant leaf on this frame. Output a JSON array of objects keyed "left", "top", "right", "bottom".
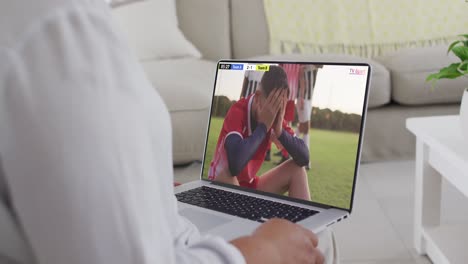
[
  {"left": 459, "top": 34, "right": 468, "bottom": 40},
  {"left": 426, "top": 73, "right": 437, "bottom": 82},
  {"left": 457, "top": 60, "right": 468, "bottom": 74},
  {"left": 426, "top": 63, "right": 463, "bottom": 82},
  {"left": 447, "top": 40, "right": 462, "bottom": 54},
  {"left": 451, "top": 46, "right": 468, "bottom": 61},
  {"left": 426, "top": 73, "right": 438, "bottom": 82}
]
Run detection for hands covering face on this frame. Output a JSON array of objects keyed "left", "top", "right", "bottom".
[
  {"left": 257, "top": 89, "right": 288, "bottom": 135},
  {"left": 273, "top": 89, "right": 288, "bottom": 136}
]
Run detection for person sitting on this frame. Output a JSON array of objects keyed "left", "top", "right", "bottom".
[{"left": 209, "top": 66, "right": 311, "bottom": 200}]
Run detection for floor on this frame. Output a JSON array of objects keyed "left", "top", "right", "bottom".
[{"left": 173, "top": 160, "right": 468, "bottom": 264}]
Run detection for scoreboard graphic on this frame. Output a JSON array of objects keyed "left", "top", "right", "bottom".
[{"left": 218, "top": 63, "right": 274, "bottom": 71}]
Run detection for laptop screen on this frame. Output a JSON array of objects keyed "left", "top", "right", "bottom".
[{"left": 202, "top": 61, "right": 370, "bottom": 211}]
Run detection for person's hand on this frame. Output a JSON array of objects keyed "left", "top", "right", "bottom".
[
  {"left": 253, "top": 219, "right": 324, "bottom": 264},
  {"left": 299, "top": 98, "right": 304, "bottom": 110},
  {"left": 231, "top": 218, "right": 324, "bottom": 264},
  {"left": 273, "top": 90, "right": 288, "bottom": 136},
  {"left": 258, "top": 89, "right": 283, "bottom": 131}
]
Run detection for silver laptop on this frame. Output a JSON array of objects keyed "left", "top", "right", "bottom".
[{"left": 175, "top": 60, "right": 371, "bottom": 240}]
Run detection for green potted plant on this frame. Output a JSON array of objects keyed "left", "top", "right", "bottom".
[{"left": 427, "top": 34, "right": 468, "bottom": 139}]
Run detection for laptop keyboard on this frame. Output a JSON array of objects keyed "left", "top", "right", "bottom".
[{"left": 176, "top": 186, "right": 318, "bottom": 223}]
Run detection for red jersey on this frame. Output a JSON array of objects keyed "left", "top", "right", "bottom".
[{"left": 209, "top": 94, "right": 294, "bottom": 188}]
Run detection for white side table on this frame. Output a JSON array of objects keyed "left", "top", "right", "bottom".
[{"left": 406, "top": 115, "right": 468, "bottom": 264}]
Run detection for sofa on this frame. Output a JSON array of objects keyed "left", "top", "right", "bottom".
[
  {"left": 112, "top": 0, "right": 466, "bottom": 165},
  {"left": 108, "top": 0, "right": 468, "bottom": 164},
  {"left": 171, "top": 0, "right": 467, "bottom": 163}
]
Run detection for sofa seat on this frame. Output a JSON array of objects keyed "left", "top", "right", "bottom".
[
  {"left": 141, "top": 58, "right": 216, "bottom": 164},
  {"left": 362, "top": 103, "right": 460, "bottom": 162},
  {"left": 376, "top": 46, "right": 468, "bottom": 106}
]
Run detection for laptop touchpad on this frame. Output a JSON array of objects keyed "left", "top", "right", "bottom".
[{"left": 180, "top": 208, "right": 233, "bottom": 233}]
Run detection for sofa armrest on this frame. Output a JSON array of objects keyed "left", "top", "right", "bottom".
[{"left": 176, "top": 0, "right": 231, "bottom": 61}]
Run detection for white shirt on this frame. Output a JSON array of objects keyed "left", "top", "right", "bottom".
[
  {"left": 243, "top": 70, "right": 264, "bottom": 97},
  {"left": 0, "top": 0, "right": 244, "bottom": 263}
]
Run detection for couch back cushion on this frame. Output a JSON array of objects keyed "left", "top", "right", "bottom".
[
  {"left": 230, "top": 0, "right": 270, "bottom": 59},
  {"left": 377, "top": 46, "right": 468, "bottom": 105},
  {"left": 112, "top": 0, "right": 201, "bottom": 61},
  {"left": 176, "top": 0, "right": 232, "bottom": 61},
  {"left": 140, "top": 59, "right": 216, "bottom": 164}
]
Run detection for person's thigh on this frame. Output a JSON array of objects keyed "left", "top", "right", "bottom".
[
  {"left": 304, "top": 99, "right": 312, "bottom": 116},
  {"left": 298, "top": 100, "right": 311, "bottom": 120},
  {"left": 303, "top": 100, "right": 312, "bottom": 132},
  {"left": 257, "top": 160, "right": 297, "bottom": 194},
  {"left": 297, "top": 105, "right": 307, "bottom": 124}
]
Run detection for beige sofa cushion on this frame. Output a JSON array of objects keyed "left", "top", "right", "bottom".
[
  {"left": 376, "top": 46, "right": 468, "bottom": 105},
  {"left": 112, "top": 0, "right": 201, "bottom": 61},
  {"left": 176, "top": 0, "right": 231, "bottom": 61},
  {"left": 250, "top": 54, "right": 391, "bottom": 109},
  {"left": 361, "top": 104, "right": 460, "bottom": 162},
  {"left": 141, "top": 59, "right": 216, "bottom": 164},
  {"left": 231, "top": 0, "right": 270, "bottom": 59}
]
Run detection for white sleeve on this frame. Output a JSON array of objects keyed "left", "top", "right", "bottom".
[
  {"left": 0, "top": 3, "right": 244, "bottom": 264},
  {"left": 172, "top": 212, "right": 245, "bottom": 264},
  {"left": 106, "top": 0, "right": 144, "bottom": 8}
]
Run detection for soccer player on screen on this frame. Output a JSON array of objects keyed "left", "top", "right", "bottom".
[
  {"left": 209, "top": 66, "right": 311, "bottom": 200},
  {"left": 297, "top": 64, "right": 323, "bottom": 169},
  {"left": 239, "top": 70, "right": 264, "bottom": 99},
  {"left": 274, "top": 63, "right": 302, "bottom": 164}
]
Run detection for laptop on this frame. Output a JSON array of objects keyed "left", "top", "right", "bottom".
[{"left": 175, "top": 60, "right": 371, "bottom": 240}]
